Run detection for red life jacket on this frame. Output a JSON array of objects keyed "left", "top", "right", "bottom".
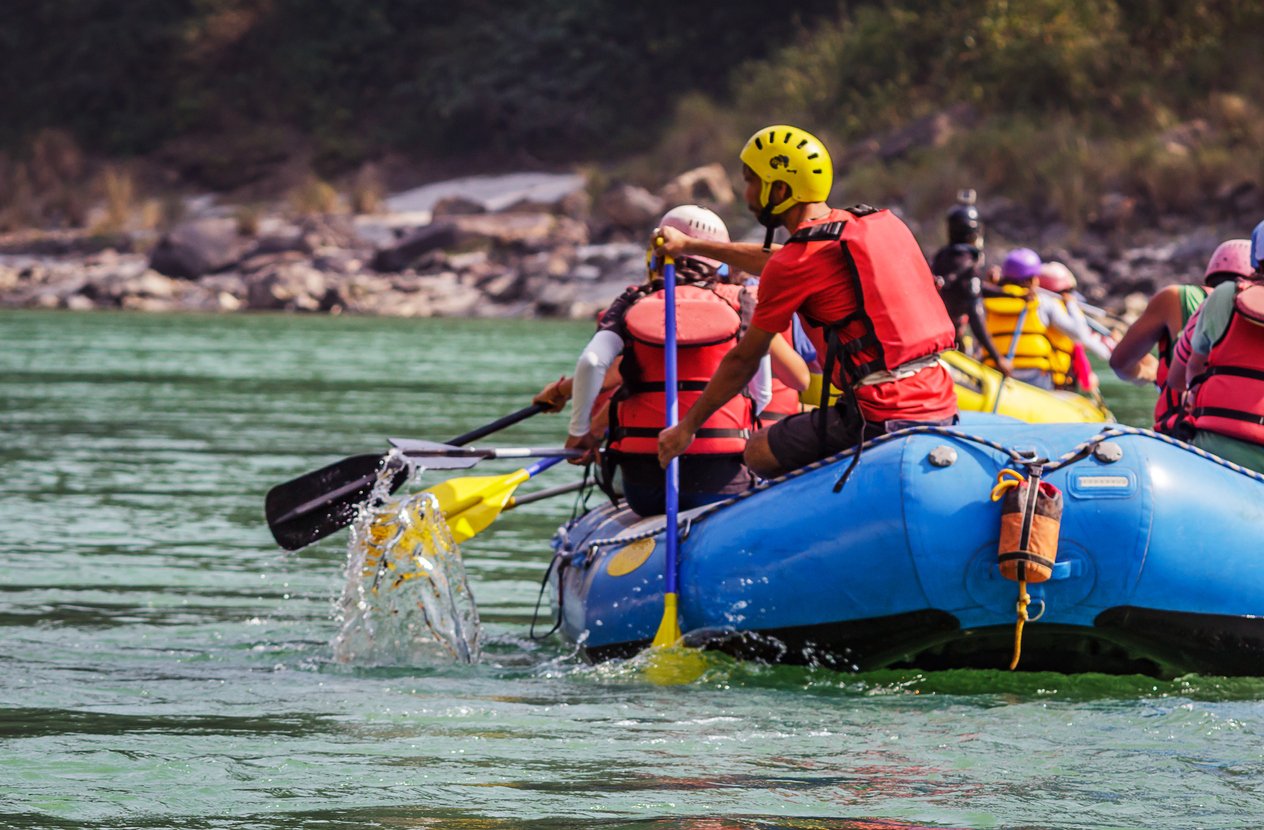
[
  {"left": 789, "top": 206, "right": 957, "bottom": 408},
  {"left": 608, "top": 283, "right": 754, "bottom": 455},
  {"left": 1153, "top": 285, "right": 1208, "bottom": 434},
  {"left": 1191, "top": 281, "right": 1264, "bottom": 444}
]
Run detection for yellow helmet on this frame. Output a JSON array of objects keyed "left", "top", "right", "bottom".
[{"left": 739, "top": 125, "right": 834, "bottom": 216}]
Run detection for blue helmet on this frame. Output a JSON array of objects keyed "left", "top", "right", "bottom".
[{"left": 1251, "top": 219, "right": 1264, "bottom": 271}]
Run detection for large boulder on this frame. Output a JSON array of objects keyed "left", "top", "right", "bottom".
[
  {"left": 451, "top": 212, "right": 588, "bottom": 248},
  {"left": 371, "top": 222, "right": 461, "bottom": 272},
  {"left": 659, "top": 163, "right": 735, "bottom": 207},
  {"left": 597, "top": 183, "right": 664, "bottom": 233},
  {"left": 149, "top": 217, "right": 252, "bottom": 279},
  {"left": 245, "top": 262, "right": 329, "bottom": 311}
]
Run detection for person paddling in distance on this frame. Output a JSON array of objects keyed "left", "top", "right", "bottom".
[
  {"left": 1112, "top": 237, "right": 1254, "bottom": 436},
  {"left": 929, "top": 190, "right": 1011, "bottom": 375},
  {"left": 1169, "top": 220, "right": 1264, "bottom": 472},
  {"left": 656, "top": 124, "right": 959, "bottom": 477},
  {"left": 542, "top": 205, "right": 804, "bottom": 517},
  {"left": 1037, "top": 260, "right": 1111, "bottom": 395},
  {"left": 981, "top": 248, "right": 1108, "bottom": 391}
]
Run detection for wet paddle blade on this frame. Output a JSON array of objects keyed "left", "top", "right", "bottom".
[
  {"left": 644, "top": 595, "right": 707, "bottom": 684},
  {"left": 651, "top": 592, "right": 683, "bottom": 649},
  {"left": 263, "top": 404, "right": 549, "bottom": 552},
  {"left": 265, "top": 453, "right": 409, "bottom": 551},
  {"left": 422, "top": 468, "right": 531, "bottom": 543}
]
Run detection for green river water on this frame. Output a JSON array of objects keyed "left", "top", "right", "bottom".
[{"left": 3, "top": 308, "right": 1264, "bottom": 830}]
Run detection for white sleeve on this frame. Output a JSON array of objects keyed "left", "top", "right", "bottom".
[
  {"left": 1039, "top": 295, "right": 1110, "bottom": 357},
  {"left": 567, "top": 329, "right": 623, "bottom": 437},
  {"left": 748, "top": 355, "right": 773, "bottom": 415}
]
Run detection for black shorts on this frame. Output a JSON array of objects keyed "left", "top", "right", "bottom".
[
  {"left": 766, "top": 403, "right": 956, "bottom": 472},
  {"left": 605, "top": 452, "right": 753, "bottom": 517}
]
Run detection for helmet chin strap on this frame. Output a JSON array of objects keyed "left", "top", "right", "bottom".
[{"left": 758, "top": 203, "right": 777, "bottom": 252}]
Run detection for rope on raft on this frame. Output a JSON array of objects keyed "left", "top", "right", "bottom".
[{"left": 565, "top": 423, "right": 1264, "bottom": 556}]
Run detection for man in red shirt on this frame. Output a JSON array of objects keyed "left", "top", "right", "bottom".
[{"left": 657, "top": 124, "right": 958, "bottom": 476}]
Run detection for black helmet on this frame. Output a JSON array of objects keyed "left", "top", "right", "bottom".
[{"left": 946, "top": 203, "right": 981, "bottom": 245}]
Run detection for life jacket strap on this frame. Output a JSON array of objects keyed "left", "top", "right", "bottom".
[
  {"left": 1191, "top": 406, "right": 1264, "bottom": 426},
  {"left": 623, "top": 380, "right": 711, "bottom": 394},
  {"left": 1197, "top": 365, "right": 1264, "bottom": 382},
  {"left": 788, "top": 221, "right": 846, "bottom": 243},
  {"left": 611, "top": 426, "right": 752, "bottom": 440}
]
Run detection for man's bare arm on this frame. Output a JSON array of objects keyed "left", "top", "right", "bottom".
[{"left": 655, "top": 226, "right": 778, "bottom": 276}]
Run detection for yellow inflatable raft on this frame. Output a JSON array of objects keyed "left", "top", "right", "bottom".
[{"left": 801, "top": 351, "right": 1112, "bottom": 424}]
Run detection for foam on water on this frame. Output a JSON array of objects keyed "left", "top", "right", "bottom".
[{"left": 332, "top": 457, "right": 482, "bottom": 665}]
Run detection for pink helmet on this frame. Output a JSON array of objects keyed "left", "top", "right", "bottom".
[
  {"left": 1038, "top": 261, "right": 1077, "bottom": 293},
  {"left": 1204, "top": 238, "right": 1253, "bottom": 283},
  {"left": 659, "top": 205, "right": 729, "bottom": 268}
]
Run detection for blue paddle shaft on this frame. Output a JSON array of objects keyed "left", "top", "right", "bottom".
[
  {"left": 992, "top": 301, "right": 1029, "bottom": 414},
  {"left": 664, "top": 259, "right": 680, "bottom": 596},
  {"left": 524, "top": 456, "right": 565, "bottom": 477}
]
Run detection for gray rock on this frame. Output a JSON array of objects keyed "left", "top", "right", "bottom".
[
  {"left": 660, "top": 163, "right": 735, "bottom": 207},
  {"left": 150, "top": 217, "right": 252, "bottom": 279},
  {"left": 597, "top": 183, "right": 664, "bottom": 232},
  {"left": 372, "top": 222, "right": 460, "bottom": 272},
  {"left": 245, "top": 262, "right": 328, "bottom": 311}
]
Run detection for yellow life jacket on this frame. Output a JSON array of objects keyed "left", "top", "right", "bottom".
[{"left": 982, "top": 284, "right": 1075, "bottom": 385}]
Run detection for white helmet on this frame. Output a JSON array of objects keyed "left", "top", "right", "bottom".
[{"left": 658, "top": 205, "right": 729, "bottom": 268}]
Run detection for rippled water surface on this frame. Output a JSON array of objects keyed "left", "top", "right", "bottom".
[{"left": 3, "top": 309, "right": 1263, "bottom": 830}]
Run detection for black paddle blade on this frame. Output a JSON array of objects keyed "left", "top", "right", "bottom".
[
  {"left": 264, "top": 453, "right": 409, "bottom": 551},
  {"left": 263, "top": 403, "right": 550, "bottom": 551}
]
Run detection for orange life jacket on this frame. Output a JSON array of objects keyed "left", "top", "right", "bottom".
[
  {"left": 608, "top": 283, "right": 754, "bottom": 456},
  {"left": 1191, "top": 281, "right": 1264, "bottom": 445},
  {"left": 789, "top": 206, "right": 957, "bottom": 409}
]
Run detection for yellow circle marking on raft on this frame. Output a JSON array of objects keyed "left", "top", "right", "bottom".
[{"left": 606, "top": 538, "right": 656, "bottom": 577}]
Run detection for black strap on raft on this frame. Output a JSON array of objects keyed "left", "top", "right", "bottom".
[
  {"left": 997, "top": 462, "right": 1050, "bottom": 582},
  {"left": 595, "top": 451, "right": 623, "bottom": 507},
  {"left": 528, "top": 553, "right": 564, "bottom": 640}
]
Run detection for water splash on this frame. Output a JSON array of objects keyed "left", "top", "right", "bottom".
[{"left": 332, "top": 457, "right": 482, "bottom": 665}]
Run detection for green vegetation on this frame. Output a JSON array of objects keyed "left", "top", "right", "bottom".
[
  {"left": 1, "top": 1, "right": 1261, "bottom": 230},
  {"left": 714, "top": 0, "right": 1264, "bottom": 228}
]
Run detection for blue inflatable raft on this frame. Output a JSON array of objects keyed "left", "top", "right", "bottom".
[{"left": 548, "top": 416, "right": 1264, "bottom": 677}]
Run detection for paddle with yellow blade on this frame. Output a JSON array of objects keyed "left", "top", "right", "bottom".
[
  {"left": 644, "top": 253, "right": 708, "bottom": 684},
  {"left": 266, "top": 403, "right": 550, "bottom": 551},
  {"left": 419, "top": 456, "right": 581, "bottom": 543}
]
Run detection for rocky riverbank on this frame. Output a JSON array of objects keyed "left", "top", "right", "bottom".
[{"left": 0, "top": 166, "right": 1252, "bottom": 324}]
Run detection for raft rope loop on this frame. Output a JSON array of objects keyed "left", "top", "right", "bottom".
[{"left": 990, "top": 459, "right": 1054, "bottom": 671}]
